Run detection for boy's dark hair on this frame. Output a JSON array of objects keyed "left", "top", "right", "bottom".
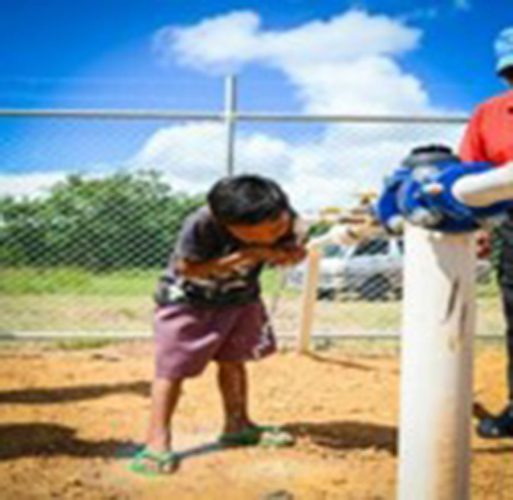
[{"left": 207, "top": 174, "right": 290, "bottom": 225}]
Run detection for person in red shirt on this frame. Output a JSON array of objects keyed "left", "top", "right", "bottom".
[{"left": 459, "top": 27, "right": 513, "bottom": 438}]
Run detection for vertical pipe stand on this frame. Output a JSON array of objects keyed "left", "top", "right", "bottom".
[{"left": 398, "top": 225, "right": 476, "bottom": 500}]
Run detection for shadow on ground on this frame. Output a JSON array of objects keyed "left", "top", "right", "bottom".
[
  {"left": 305, "top": 352, "right": 376, "bottom": 372},
  {"left": 0, "top": 423, "right": 136, "bottom": 461},
  {"left": 285, "top": 420, "right": 398, "bottom": 455},
  {"left": 0, "top": 381, "right": 149, "bottom": 404},
  {"left": 0, "top": 419, "right": 398, "bottom": 463}
]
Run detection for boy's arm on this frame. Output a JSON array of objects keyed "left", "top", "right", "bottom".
[
  {"left": 170, "top": 208, "right": 263, "bottom": 279},
  {"left": 175, "top": 248, "right": 265, "bottom": 279},
  {"left": 173, "top": 210, "right": 310, "bottom": 277}
]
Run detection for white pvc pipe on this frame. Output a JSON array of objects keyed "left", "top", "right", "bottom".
[
  {"left": 398, "top": 225, "right": 475, "bottom": 500},
  {"left": 297, "top": 224, "right": 368, "bottom": 353},
  {"left": 452, "top": 162, "right": 513, "bottom": 207},
  {"left": 306, "top": 224, "right": 364, "bottom": 251},
  {"left": 297, "top": 249, "right": 321, "bottom": 353}
]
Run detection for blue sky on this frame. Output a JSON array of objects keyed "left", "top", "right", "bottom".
[
  {"left": 1, "top": 0, "right": 510, "bottom": 110},
  {"left": 0, "top": 0, "right": 512, "bottom": 208}
]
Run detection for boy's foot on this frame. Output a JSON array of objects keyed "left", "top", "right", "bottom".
[
  {"left": 476, "top": 403, "right": 513, "bottom": 438},
  {"left": 219, "top": 425, "right": 295, "bottom": 448},
  {"left": 128, "top": 447, "right": 179, "bottom": 476}
]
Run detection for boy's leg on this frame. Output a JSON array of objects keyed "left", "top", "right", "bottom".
[
  {"left": 216, "top": 359, "right": 295, "bottom": 447},
  {"left": 139, "top": 377, "right": 182, "bottom": 472},
  {"left": 215, "top": 301, "right": 276, "bottom": 434},
  {"left": 215, "top": 303, "right": 294, "bottom": 447},
  {"left": 148, "top": 304, "right": 225, "bottom": 449},
  {"left": 217, "top": 361, "right": 254, "bottom": 433},
  {"left": 133, "top": 303, "right": 240, "bottom": 473}
]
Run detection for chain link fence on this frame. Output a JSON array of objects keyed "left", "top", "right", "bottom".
[{"left": 0, "top": 103, "right": 504, "bottom": 340}]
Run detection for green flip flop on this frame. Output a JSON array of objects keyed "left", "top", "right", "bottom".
[
  {"left": 219, "top": 425, "right": 295, "bottom": 448},
  {"left": 128, "top": 447, "right": 179, "bottom": 476}
]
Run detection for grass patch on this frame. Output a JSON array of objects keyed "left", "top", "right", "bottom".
[
  {"left": 54, "top": 339, "right": 113, "bottom": 350},
  {"left": 0, "top": 267, "right": 290, "bottom": 296},
  {"left": 0, "top": 267, "right": 158, "bottom": 296},
  {"left": 0, "top": 267, "right": 503, "bottom": 336}
]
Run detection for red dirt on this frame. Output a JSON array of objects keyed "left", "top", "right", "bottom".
[{"left": 0, "top": 343, "right": 512, "bottom": 499}]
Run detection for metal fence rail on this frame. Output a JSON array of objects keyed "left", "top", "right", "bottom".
[{"left": 0, "top": 108, "right": 468, "bottom": 123}]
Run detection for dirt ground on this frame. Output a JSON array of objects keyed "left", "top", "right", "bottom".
[{"left": 0, "top": 342, "right": 512, "bottom": 500}]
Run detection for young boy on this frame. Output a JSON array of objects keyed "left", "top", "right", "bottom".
[{"left": 130, "top": 174, "right": 306, "bottom": 475}]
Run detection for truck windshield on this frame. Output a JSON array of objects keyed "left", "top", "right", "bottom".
[{"left": 323, "top": 244, "right": 347, "bottom": 258}]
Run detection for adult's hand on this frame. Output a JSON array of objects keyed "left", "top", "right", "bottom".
[{"left": 476, "top": 230, "right": 491, "bottom": 259}]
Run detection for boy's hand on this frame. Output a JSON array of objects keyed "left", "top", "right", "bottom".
[
  {"left": 237, "top": 247, "right": 270, "bottom": 263},
  {"left": 177, "top": 245, "right": 306, "bottom": 279},
  {"left": 258, "top": 246, "right": 307, "bottom": 266}
]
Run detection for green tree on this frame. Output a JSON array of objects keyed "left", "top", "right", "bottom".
[{"left": 0, "top": 171, "right": 203, "bottom": 270}]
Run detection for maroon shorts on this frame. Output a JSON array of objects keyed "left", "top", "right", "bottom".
[{"left": 153, "top": 300, "right": 276, "bottom": 380}]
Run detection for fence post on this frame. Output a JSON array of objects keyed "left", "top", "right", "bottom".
[
  {"left": 398, "top": 225, "right": 475, "bottom": 500},
  {"left": 224, "top": 75, "right": 237, "bottom": 177}
]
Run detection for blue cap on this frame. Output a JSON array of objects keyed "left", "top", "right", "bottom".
[{"left": 495, "top": 27, "right": 513, "bottom": 74}]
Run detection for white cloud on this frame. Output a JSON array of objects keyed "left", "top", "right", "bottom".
[
  {"left": 155, "top": 10, "right": 427, "bottom": 114},
  {"left": 157, "top": 10, "right": 420, "bottom": 69},
  {"left": 130, "top": 122, "right": 295, "bottom": 194},
  {"left": 130, "top": 122, "right": 364, "bottom": 210},
  {"left": 144, "top": 9, "right": 467, "bottom": 210},
  {"left": 0, "top": 172, "right": 68, "bottom": 199},
  {"left": 129, "top": 120, "right": 465, "bottom": 211}
]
